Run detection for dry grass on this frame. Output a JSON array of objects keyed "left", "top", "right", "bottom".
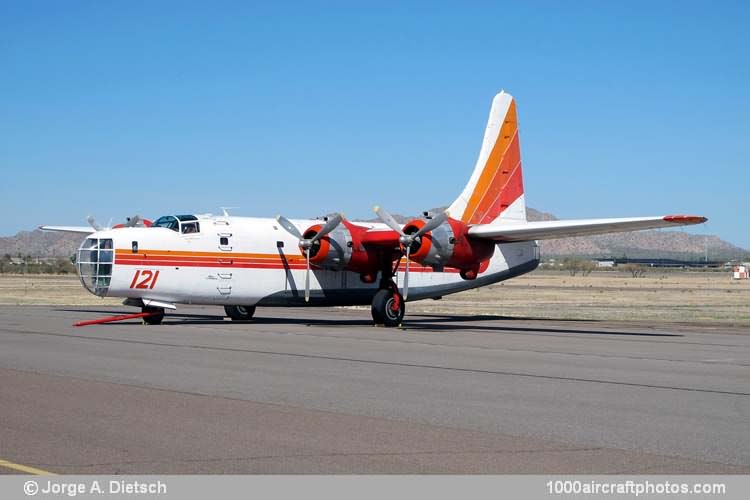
[
  {"left": 0, "top": 274, "right": 120, "bottom": 306},
  {"left": 1, "top": 271, "right": 748, "bottom": 325},
  {"left": 409, "top": 270, "right": 750, "bottom": 325}
]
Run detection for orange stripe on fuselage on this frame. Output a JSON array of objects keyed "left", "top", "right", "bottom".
[
  {"left": 461, "top": 99, "right": 520, "bottom": 224},
  {"left": 116, "top": 249, "right": 306, "bottom": 259},
  {"left": 115, "top": 259, "right": 310, "bottom": 270},
  {"left": 116, "top": 254, "right": 307, "bottom": 264}
]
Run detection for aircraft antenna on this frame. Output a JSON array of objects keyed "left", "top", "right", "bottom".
[{"left": 220, "top": 207, "right": 239, "bottom": 217}]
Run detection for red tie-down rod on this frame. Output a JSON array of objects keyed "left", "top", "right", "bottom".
[{"left": 73, "top": 311, "right": 158, "bottom": 327}]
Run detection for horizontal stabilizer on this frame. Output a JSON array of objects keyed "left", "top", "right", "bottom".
[
  {"left": 39, "top": 225, "right": 95, "bottom": 234},
  {"left": 468, "top": 215, "right": 707, "bottom": 242}
]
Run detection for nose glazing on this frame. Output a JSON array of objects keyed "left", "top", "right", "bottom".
[{"left": 76, "top": 237, "right": 114, "bottom": 296}]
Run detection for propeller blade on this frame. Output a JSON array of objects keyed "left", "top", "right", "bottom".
[
  {"left": 275, "top": 215, "right": 303, "bottom": 240},
  {"left": 125, "top": 215, "right": 141, "bottom": 228},
  {"left": 373, "top": 206, "right": 406, "bottom": 236},
  {"left": 304, "top": 249, "right": 311, "bottom": 303},
  {"left": 403, "top": 245, "right": 410, "bottom": 300},
  {"left": 415, "top": 210, "right": 449, "bottom": 238},
  {"left": 310, "top": 213, "right": 343, "bottom": 243},
  {"left": 86, "top": 216, "right": 102, "bottom": 231}
]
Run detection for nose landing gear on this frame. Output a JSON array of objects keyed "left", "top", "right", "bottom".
[{"left": 141, "top": 306, "right": 165, "bottom": 325}]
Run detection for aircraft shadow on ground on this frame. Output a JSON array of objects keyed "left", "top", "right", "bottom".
[
  {"left": 55, "top": 308, "right": 682, "bottom": 337},
  {"left": 399, "top": 320, "right": 683, "bottom": 337}
]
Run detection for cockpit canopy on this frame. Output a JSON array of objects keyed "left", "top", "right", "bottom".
[{"left": 152, "top": 215, "right": 200, "bottom": 234}]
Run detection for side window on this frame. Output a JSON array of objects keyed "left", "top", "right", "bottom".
[{"left": 220, "top": 237, "right": 229, "bottom": 246}]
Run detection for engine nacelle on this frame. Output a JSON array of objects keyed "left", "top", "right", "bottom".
[
  {"left": 301, "top": 220, "right": 381, "bottom": 277},
  {"left": 402, "top": 217, "right": 495, "bottom": 279}
]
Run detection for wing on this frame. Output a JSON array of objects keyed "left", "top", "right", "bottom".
[
  {"left": 361, "top": 228, "right": 401, "bottom": 247},
  {"left": 39, "top": 225, "right": 95, "bottom": 234},
  {"left": 468, "top": 215, "right": 707, "bottom": 242}
]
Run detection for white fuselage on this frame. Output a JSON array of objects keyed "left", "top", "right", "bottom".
[{"left": 80, "top": 215, "right": 539, "bottom": 307}]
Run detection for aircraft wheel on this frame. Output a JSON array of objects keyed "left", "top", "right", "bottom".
[
  {"left": 142, "top": 306, "right": 165, "bottom": 325},
  {"left": 225, "top": 305, "right": 256, "bottom": 321},
  {"left": 371, "top": 289, "right": 404, "bottom": 327}
]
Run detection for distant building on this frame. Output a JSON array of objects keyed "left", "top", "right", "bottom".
[
  {"left": 593, "top": 257, "right": 721, "bottom": 269},
  {"left": 733, "top": 265, "right": 748, "bottom": 280}
]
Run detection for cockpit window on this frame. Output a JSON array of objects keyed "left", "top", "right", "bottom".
[
  {"left": 181, "top": 221, "right": 199, "bottom": 234},
  {"left": 152, "top": 216, "right": 180, "bottom": 232},
  {"left": 152, "top": 215, "right": 200, "bottom": 233}
]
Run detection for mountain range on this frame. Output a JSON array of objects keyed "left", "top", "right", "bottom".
[
  {"left": 524, "top": 209, "right": 746, "bottom": 261},
  {"left": 1, "top": 209, "right": 746, "bottom": 262}
]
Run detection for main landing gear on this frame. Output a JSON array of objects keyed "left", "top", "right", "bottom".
[
  {"left": 370, "top": 256, "right": 406, "bottom": 329},
  {"left": 225, "top": 305, "right": 256, "bottom": 321},
  {"left": 371, "top": 286, "right": 405, "bottom": 327}
]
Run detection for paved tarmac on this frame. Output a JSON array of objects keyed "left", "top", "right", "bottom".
[{"left": 0, "top": 305, "right": 748, "bottom": 474}]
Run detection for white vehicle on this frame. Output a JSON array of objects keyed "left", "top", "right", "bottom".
[{"left": 43, "top": 91, "right": 706, "bottom": 326}]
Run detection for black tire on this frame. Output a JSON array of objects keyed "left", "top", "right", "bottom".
[
  {"left": 371, "top": 289, "right": 405, "bottom": 327},
  {"left": 142, "top": 306, "right": 165, "bottom": 325},
  {"left": 371, "top": 292, "right": 385, "bottom": 324},
  {"left": 225, "top": 305, "right": 256, "bottom": 321}
]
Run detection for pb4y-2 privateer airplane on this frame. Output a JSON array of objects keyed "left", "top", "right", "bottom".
[{"left": 43, "top": 91, "right": 706, "bottom": 327}]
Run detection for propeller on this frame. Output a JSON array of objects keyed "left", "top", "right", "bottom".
[
  {"left": 124, "top": 215, "right": 142, "bottom": 227},
  {"left": 87, "top": 214, "right": 148, "bottom": 230},
  {"left": 86, "top": 215, "right": 102, "bottom": 231},
  {"left": 275, "top": 213, "right": 344, "bottom": 302},
  {"left": 373, "top": 206, "right": 449, "bottom": 300}
]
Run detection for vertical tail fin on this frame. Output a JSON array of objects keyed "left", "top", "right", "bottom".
[{"left": 448, "top": 91, "right": 526, "bottom": 224}]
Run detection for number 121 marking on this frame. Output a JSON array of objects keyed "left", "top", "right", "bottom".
[{"left": 129, "top": 270, "right": 160, "bottom": 289}]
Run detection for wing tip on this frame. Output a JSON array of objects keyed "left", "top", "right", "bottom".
[{"left": 663, "top": 215, "right": 708, "bottom": 225}]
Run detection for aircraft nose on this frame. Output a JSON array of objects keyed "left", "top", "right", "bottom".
[{"left": 76, "top": 235, "right": 114, "bottom": 296}]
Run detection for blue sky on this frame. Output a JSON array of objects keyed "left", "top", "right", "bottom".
[{"left": 1, "top": 1, "right": 748, "bottom": 247}]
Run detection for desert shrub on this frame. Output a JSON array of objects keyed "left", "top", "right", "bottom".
[{"left": 620, "top": 263, "right": 647, "bottom": 278}]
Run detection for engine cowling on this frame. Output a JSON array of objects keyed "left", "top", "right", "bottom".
[
  {"left": 301, "top": 220, "right": 382, "bottom": 278},
  {"left": 402, "top": 217, "right": 495, "bottom": 279}
]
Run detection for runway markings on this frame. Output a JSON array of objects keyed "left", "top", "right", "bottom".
[{"left": 0, "top": 459, "right": 56, "bottom": 475}]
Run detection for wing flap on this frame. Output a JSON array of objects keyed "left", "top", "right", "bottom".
[{"left": 468, "top": 215, "right": 707, "bottom": 242}]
